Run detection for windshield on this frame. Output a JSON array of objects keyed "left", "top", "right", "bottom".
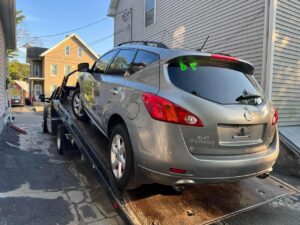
[{"left": 168, "top": 63, "right": 264, "bottom": 106}]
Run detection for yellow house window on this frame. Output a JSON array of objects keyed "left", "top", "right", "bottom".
[
  {"left": 64, "top": 65, "right": 71, "bottom": 75},
  {"left": 78, "top": 47, "right": 83, "bottom": 57},
  {"left": 65, "top": 46, "right": 70, "bottom": 56},
  {"left": 51, "top": 64, "right": 57, "bottom": 76}
]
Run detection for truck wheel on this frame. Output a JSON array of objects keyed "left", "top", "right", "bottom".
[
  {"left": 71, "top": 89, "right": 89, "bottom": 121},
  {"left": 43, "top": 106, "right": 48, "bottom": 133},
  {"left": 109, "top": 124, "right": 135, "bottom": 190},
  {"left": 57, "top": 124, "right": 68, "bottom": 155}
]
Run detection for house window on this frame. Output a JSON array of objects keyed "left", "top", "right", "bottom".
[
  {"left": 51, "top": 64, "right": 57, "bottom": 76},
  {"left": 145, "top": 0, "right": 155, "bottom": 27},
  {"left": 78, "top": 47, "right": 83, "bottom": 57},
  {"left": 64, "top": 65, "right": 71, "bottom": 75},
  {"left": 33, "top": 64, "right": 40, "bottom": 76},
  {"left": 65, "top": 46, "right": 70, "bottom": 56}
]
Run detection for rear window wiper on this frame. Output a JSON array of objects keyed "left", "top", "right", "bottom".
[{"left": 236, "top": 94, "right": 261, "bottom": 102}]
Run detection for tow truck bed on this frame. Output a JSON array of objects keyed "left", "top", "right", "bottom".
[{"left": 50, "top": 98, "right": 297, "bottom": 225}]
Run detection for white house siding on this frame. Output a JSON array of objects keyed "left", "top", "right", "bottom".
[
  {"left": 0, "top": 19, "right": 7, "bottom": 133},
  {"left": 272, "top": 0, "right": 300, "bottom": 126},
  {"left": 113, "top": 0, "right": 266, "bottom": 83}
]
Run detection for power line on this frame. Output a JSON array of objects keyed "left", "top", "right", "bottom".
[
  {"left": 32, "top": 18, "right": 110, "bottom": 38},
  {"left": 32, "top": 9, "right": 129, "bottom": 39}
]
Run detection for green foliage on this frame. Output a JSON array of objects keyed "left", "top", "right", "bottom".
[
  {"left": 16, "top": 10, "right": 25, "bottom": 24},
  {"left": 8, "top": 60, "right": 30, "bottom": 81}
]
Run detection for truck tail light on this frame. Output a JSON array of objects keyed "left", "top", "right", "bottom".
[{"left": 142, "top": 93, "right": 204, "bottom": 127}]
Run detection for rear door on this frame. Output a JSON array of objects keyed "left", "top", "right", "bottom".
[{"left": 166, "top": 55, "right": 275, "bottom": 155}]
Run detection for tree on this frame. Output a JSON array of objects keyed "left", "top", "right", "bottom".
[
  {"left": 7, "top": 10, "right": 39, "bottom": 82},
  {"left": 8, "top": 10, "right": 25, "bottom": 58},
  {"left": 8, "top": 60, "right": 30, "bottom": 81},
  {"left": 8, "top": 10, "right": 42, "bottom": 58}
]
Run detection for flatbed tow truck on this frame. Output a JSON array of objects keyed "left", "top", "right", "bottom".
[{"left": 43, "top": 69, "right": 298, "bottom": 225}]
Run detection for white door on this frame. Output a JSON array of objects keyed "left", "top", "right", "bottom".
[{"left": 35, "top": 84, "right": 42, "bottom": 101}]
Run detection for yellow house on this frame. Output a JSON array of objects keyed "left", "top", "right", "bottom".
[{"left": 27, "top": 33, "right": 98, "bottom": 99}]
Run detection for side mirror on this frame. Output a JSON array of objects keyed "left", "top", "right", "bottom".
[{"left": 78, "top": 63, "right": 90, "bottom": 72}]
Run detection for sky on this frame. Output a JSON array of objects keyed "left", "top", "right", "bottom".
[{"left": 16, "top": 0, "right": 114, "bottom": 62}]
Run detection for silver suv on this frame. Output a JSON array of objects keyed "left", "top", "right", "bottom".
[{"left": 72, "top": 41, "right": 279, "bottom": 190}]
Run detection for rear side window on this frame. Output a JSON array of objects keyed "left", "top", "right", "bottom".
[
  {"left": 168, "top": 57, "right": 263, "bottom": 105},
  {"left": 106, "top": 49, "right": 136, "bottom": 76},
  {"left": 131, "top": 50, "right": 159, "bottom": 73},
  {"left": 93, "top": 50, "right": 117, "bottom": 73}
]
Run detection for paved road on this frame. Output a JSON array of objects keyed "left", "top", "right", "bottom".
[
  {"left": 0, "top": 107, "right": 124, "bottom": 225},
  {"left": 0, "top": 106, "right": 299, "bottom": 225}
]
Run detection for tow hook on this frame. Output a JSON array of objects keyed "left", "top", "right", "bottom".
[{"left": 257, "top": 173, "right": 270, "bottom": 179}]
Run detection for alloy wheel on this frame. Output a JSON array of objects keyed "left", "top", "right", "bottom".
[
  {"left": 111, "top": 134, "right": 126, "bottom": 179},
  {"left": 73, "top": 92, "right": 83, "bottom": 117}
]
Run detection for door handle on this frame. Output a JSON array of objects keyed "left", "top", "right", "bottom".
[{"left": 111, "top": 88, "right": 120, "bottom": 95}]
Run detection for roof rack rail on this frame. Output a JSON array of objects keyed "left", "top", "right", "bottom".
[{"left": 118, "top": 41, "right": 168, "bottom": 49}]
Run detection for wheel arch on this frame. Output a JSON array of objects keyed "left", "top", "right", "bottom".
[
  {"left": 76, "top": 82, "right": 80, "bottom": 89},
  {"left": 107, "top": 114, "right": 127, "bottom": 137}
]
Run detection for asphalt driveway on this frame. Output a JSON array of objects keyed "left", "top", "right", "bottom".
[{"left": 0, "top": 107, "right": 124, "bottom": 225}]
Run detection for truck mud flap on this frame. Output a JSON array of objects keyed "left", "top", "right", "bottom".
[{"left": 124, "top": 176, "right": 297, "bottom": 225}]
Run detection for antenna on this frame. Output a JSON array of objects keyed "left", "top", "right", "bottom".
[{"left": 198, "top": 35, "right": 209, "bottom": 51}]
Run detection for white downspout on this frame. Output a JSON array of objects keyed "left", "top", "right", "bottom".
[{"left": 262, "top": 0, "right": 277, "bottom": 100}]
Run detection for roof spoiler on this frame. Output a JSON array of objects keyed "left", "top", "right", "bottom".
[{"left": 167, "top": 53, "right": 255, "bottom": 75}]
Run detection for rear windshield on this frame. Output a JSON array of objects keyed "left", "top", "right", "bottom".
[{"left": 168, "top": 58, "right": 264, "bottom": 105}]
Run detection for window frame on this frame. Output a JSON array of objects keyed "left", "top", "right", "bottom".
[
  {"left": 92, "top": 50, "right": 119, "bottom": 74},
  {"left": 65, "top": 46, "right": 70, "bottom": 56},
  {"left": 132, "top": 49, "right": 160, "bottom": 67},
  {"left": 33, "top": 64, "right": 40, "bottom": 76},
  {"left": 50, "top": 64, "right": 57, "bottom": 76},
  {"left": 78, "top": 47, "right": 82, "bottom": 57},
  {"left": 64, "top": 65, "right": 71, "bottom": 76},
  {"left": 144, "top": 0, "right": 156, "bottom": 28},
  {"left": 105, "top": 48, "right": 137, "bottom": 76}
]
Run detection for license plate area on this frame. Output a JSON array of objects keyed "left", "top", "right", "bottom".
[{"left": 218, "top": 124, "right": 266, "bottom": 146}]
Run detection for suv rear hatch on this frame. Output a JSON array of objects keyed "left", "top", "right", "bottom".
[{"left": 165, "top": 54, "right": 276, "bottom": 156}]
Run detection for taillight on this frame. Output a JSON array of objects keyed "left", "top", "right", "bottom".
[
  {"left": 211, "top": 54, "right": 238, "bottom": 62},
  {"left": 272, "top": 109, "right": 279, "bottom": 125},
  {"left": 142, "top": 93, "right": 204, "bottom": 127}
]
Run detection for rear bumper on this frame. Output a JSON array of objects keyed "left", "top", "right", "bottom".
[
  {"left": 138, "top": 165, "right": 273, "bottom": 185},
  {"left": 11, "top": 100, "right": 24, "bottom": 106},
  {"left": 129, "top": 119, "right": 279, "bottom": 186}
]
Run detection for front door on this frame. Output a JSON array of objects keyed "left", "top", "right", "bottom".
[
  {"left": 35, "top": 84, "right": 42, "bottom": 101},
  {"left": 98, "top": 49, "right": 137, "bottom": 127},
  {"left": 84, "top": 50, "right": 118, "bottom": 127}
]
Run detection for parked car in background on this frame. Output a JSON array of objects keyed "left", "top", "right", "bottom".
[
  {"left": 72, "top": 41, "right": 279, "bottom": 190},
  {"left": 10, "top": 96, "right": 25, "bottom": 106},
  {"left": 9, "top": 80, "right": 29, "bottom": 107}
]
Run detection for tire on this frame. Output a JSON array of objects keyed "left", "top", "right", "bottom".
[
  {"left": 109, "top": 124, "right": 135, "bottom": 190},
  {"left": 57, "top": 124, "right": 68, "bottom": 155},
  {"left": 43, "top": 106, "right": 48, "bottom": 133},
  {"left": 71, "top": 89, "right": 89, "bottom": 121}
]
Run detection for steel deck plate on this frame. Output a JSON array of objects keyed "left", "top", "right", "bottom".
[{"left": 124, "top": 177, "right": 297, "bottom": 225}]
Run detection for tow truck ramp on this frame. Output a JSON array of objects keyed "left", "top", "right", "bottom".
[{"left": 49, "top": 98, "right": 297, "bottom": 225}]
